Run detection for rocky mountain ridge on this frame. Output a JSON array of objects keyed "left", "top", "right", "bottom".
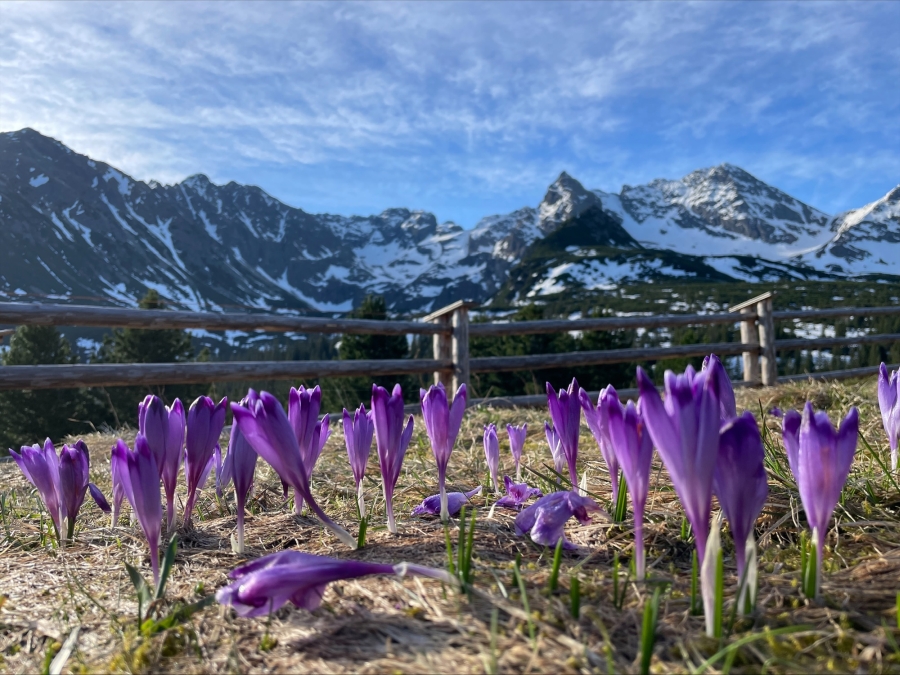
[{"left": 1, "top": 128, "right": 896, "bottom": 314}]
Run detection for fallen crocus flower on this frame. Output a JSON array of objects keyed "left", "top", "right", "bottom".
[
  {"left": 702, "top": 354, "right": 737, "bottom": 421},
  {"left": 878, "top": 363, "right": 900, "bottom": 471},
  {"left": 232, "top": 390, "right": 356, "bottom": 549},
  {"left": 289, "top": 386, "right": 330, "bottom": 514},
  {"left": 139, "top": 395, "right": 186, "bottom": 531},
  {"left": 216, "top": 550, "right": 454, "bottom": 617},
  {"left": 420, "top": 383, "right": 467, "bottom": 521},
  {"left": 114, "top": 435, "right": 164, "bottom": 584},
  {"left": 494, "top": 476, "right": 542, "bottom": 510},
  {"left": 546, "top": 379, "right": 582, "bottom": 488},
  {"left": 783, "top": 402, "right": 858, "bottom": 598},
  {"left": 580, "top": 385, "right": 621, "bottom": 503},
  {"left": 515, "top": 490, "right": 601, "bottom": 549},
  {"left": 605, "top": 392, "right": 654, "bottom": 580},
  {"left": 343, "top": 403, "right": 374, "bottom": 518},
  {"left": 411, "top": 486, "right": 482, "bottom": 517},
  {"left": 484, "top": 424, "right": 500, "bottom": 494},
  {"left": 372, "top": 384, "right": 414, "bottom": 534},
  {"left": 506, "top": 423, "right": 527, "bottom": 480},
  {"left": 183, "top": 395, "right": 227, "bottom": 527},
  {"left": 713, "top": 411, "right": 768, "bottom": 610},
  {"left": 219, "top": 401, "right": 258, "bottom": 554},
  {"left": 544, "top": 422, "right": 566, "bottom": 479},
  {"left": 10, "top": 439, "right": 108, "bottom": 543},
  {"left": 769, "top": 407, "right": 784, "bottom": 418}
]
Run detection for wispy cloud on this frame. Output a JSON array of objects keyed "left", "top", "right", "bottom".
[{"left": 1, "top": 0, "right": 896, "bottom": 224}]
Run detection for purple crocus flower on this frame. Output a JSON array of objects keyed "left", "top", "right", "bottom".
[
  {"left": 769, "top": 407, "right": 784, "bottom": 418},
  {"left": 605, "top": 392, "right": 654, "bottom": 580},
  {"left": 702, "top": 353, "right": 737, "bottom": 421},
  {"left": 420, "top": 383, "right": 467, "bottom": 522},
  {"left": 216, "top": 550, "right": 453, "bottom": 617},
  {"left": 411, "top": 486, "right": 482, "bottom": 516},
  {"left": 219, "top": 403, "right": 258, "bottom": 554},
  {"left": 232, "top": 390, "right": 356, "bottom": 549},
  {"left": 10, "top": 439, "right": 108, "bottom": 543},
  {"left": 484, "top": 424, "right": 500, "bottom": 494},
  {"left": 138, "top": 395, "right": 186, "bottom": 531},
  {"left": 544, "top": 422, "right": 566, "bottom": 479},
  {"left": 343, "top": 403, "right": 375, "bottom": 518},
  {"left": 714, "top": 412, "right": 768, "bottom": 608},
  {"left": 783, "top": 403, "right": 858, "bottom": 597},
  {"left": 494, "top": 476, "right": 542, "bottom": 510},
  {"left": 114, "top": 435, "right": 163, "bottom": 585},
  {"left": 515, "top": 490, "right": 601, "bottom": 549},
  {"left": 580, "top": 385, "right": 621, "bottom": 505},
  {"left": 637, "top": 365, "right": 719, "bottom": 567},
  {"left": 288, "top": 386, "right": 330, "bottom": 514},
  {"left": 506, "top": 424, "right": 527, "bottom": 480},
  {"left": 878, "top": 363, "right": 900, "bottom": 471},
  {"left": 183, "top": 395, "right": 227, "bottom": 528},
  {"left": 546, "top": 379, "right": 582, "bottom": 489},
  {"left": 372, "top": 384, "right": 414, "bottom": 533}
]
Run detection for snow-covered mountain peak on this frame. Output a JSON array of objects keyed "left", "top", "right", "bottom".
[{"left": 537, "top": 171, "right": 602, "bottom": 233}]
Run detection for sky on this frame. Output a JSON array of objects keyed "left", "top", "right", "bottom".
[{"left": 1, "top": 1, "right": 898, "bottom": 227}]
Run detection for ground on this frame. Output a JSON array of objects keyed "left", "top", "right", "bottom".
[{"left": 1, "top": 377, "right": 899, "bottom": 674}]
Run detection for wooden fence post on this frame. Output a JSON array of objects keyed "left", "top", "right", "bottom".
[
  {"left": 421, "top": 300, "right": 473, "bottom": 390},
  {"left": 757, "top": 294, "right": 778, "bottom": 386},
  {"left": 728, "top": 293, "right": 770, "bottom": 385},
  {"left": 451, "top": 304, "right": 470, "bottom": 393}
]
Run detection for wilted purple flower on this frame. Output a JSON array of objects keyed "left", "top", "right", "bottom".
[
  {"left": 783, "top": 403, "right": 858, "bottom": 597},
  {"left": 139, "top": 395, "right": 186, "bottom": 531},
  {"left": 232, "top": 390, "right": 356, "bottom": 549},
  {"left": 219, "top": 402, "right": 258, "bottom": 554},
  {"left": 544, "top": 422, "right": 566, "bottom": 479},
  {"left": 216, "top": 550, "right": 453, "bottom": 617},
  {"left": 702, "top": 353, "right": 737, "bottom": 421},
  {"left": 343, "top": 404, "right": 375, "bottom": 518},
  {"left": 412, "top": 486, "right": 482, "bottom": 516},
  {"left": 638, "top": 365, "right": 719, "bottom": 567},
  {"left": 289, "top": 386, "right": 330, "bottom": 514},
  {"left": 605, "top": 393, "right": 654, "bottom": 580},
  {"left": 484, "top": 424, "right": 500, "bottom": 494},
  {"left": 546, "top": 379, "right": 582, "bottom": 488},
  {"left": 372, "top": 384, "right": 414, "bottom": 534},
  {"left": 10, "top": 439, "right": 108, "bottom": 543},
  {"left": 114, "top": 435, "right": 163, "bottom": 584},
  {"left": 494, "top": 476, "right": 542, "bottom": 510},
  {"left": 506, "top": 424, "right": 527, "bottom": 480},
  {"left": 420, "top": 383, "right": 467, "bottom": 521},
  {"left": 183, "top": 395, "right": 227, "bottom": 528},
  {"left": 580, "top": 385, "right": 621, "bottom": 504},
  {"left": 878, "top": 363, "right": 900, "bottom": 471},
  {"left": 714, "top": 412, "right": 768, "bottom": 608},
  {"left": 515, "top": 490, "right": 601, "bottom": 549}
]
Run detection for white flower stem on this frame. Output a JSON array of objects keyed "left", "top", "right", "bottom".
[{"left": 357, "top": 482, "right": 366, "bottom": 519}]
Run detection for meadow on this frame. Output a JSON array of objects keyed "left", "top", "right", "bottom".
[{"left": 0, "top": 375, "right": 898, "bottom": 674}]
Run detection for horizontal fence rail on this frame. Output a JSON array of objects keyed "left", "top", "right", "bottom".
[
  {"left": 0, "top": 359, "right": 452, "bottom": 391},
  {"left": 470, "top": 341, "right": 753, "bottom": 373},
  {"left": 0, "top": 295, "right": 897, "bottom": 394},
  {"left": 0, "top": 302, "right": 447, "bottom": 336}
]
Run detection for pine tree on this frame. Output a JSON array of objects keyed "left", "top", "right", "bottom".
[{"left": 0, "top": 326, "right": 94, "bottom": 451}]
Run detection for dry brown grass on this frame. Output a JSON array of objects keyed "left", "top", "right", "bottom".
[{"left": 1, "top": 376, "right": 900, "bottom": 674}]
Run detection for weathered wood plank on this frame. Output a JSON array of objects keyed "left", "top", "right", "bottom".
[
  {"left": 775, "top": 333, "right": 900, "bottom": 351},
  {"left": 469, "top": 341, "right": 753, "bottom": 373},
  {"left": 0, "top": 302, "right": 447, "bottom": 336},
  {"left": 0, "top": 359, "right": 452, "bottom": 391},
  {"left": 773, "top": 306, "right": 900, "bottom": 321},
  {"left": 468, "top": 312, "right": 750, "bottom": 337}
]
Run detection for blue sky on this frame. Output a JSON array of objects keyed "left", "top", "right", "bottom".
[{"left": 2, "top": 1, "right": 898, "bottom": 227}]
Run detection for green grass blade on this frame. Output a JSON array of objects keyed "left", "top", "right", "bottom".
[
  {"left": 155, "top": 536, "right": 177, "bottom": 600},
  {"left": 514, "top": 553, "right": 535, "bottom": 645},
  {"left": 640, "top": 587, "right": 661, "bottom": 675},
  {"left": 548, "top": 538, "right": 563, "bottom": 594},
  {"left": 690, "top": 625, "right": 811, "bottom": 674}
]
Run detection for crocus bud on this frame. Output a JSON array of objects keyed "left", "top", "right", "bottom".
[
  {"left": 506, "top": 423, "right": 527, "bottom": 480},
  {"left": 420, "top": 383, "right": 467, "bottom": 522},
  {"left": 372, "top": 384, "right": 414, "bottom": 533},
  {"left": 343, "top": 404, "right": 374, "bottom": 518},
  {"left": 183, "top": 395, "right": 227, "bottom": 528},
  {"left": 546, "top": 378, "right": 582, "bottom": 488},
  {"left": 878, "top": 363, "right": 900, "bottom": 471},
  {"left": 483, "top": 424, "right": 500, "bottom": 494},
  {"left": 580, "top": 386, "right": 621, "bottom": 503}
]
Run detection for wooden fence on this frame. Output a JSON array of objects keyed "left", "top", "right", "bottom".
[{"left": 1, "top": 293, "right": 898, "bottom": 407}]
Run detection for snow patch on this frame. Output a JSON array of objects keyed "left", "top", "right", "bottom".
[{"left": 29, "top": 174, "right": 49, "bottom": 187}]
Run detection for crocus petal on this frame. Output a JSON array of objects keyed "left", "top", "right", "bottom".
[
  {"left": 484, "top": 424, "right": 500, "bottom": 492},
  {"left": 702, "top": 354, "right": 737, "bottom": 421},
  {"left": 184, "top": 395, "right": 228, "bottom": 526},
  {"left": 412, "top": 486, "right": 482, "bottom": 516},
  {"left": 516, "top": 490, "right": 600, "bottom": 549},
  {"left": 495, "top": 475, "right": 542, "bottom": 509},
  {"left": 547, "top": 379, "right": 582, "bottom": 488},
  {"left": 88, "top": 483, "right": 112, "bottom": 513}
]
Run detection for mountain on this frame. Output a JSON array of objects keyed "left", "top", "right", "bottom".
[{"left": 0, "top": 128, "right": 896, "bottom": 316}]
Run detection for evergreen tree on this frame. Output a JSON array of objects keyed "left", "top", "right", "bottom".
[
  {"left": 0, "top": 326, "right": 94, "bottom": 451},
  {"left": 95, "top": 290, "right": 206, "bottom": 426}
]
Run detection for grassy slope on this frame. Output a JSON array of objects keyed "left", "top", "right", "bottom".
[{"left": 0, "top": 376, "right": 899, "bottom": 673}]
